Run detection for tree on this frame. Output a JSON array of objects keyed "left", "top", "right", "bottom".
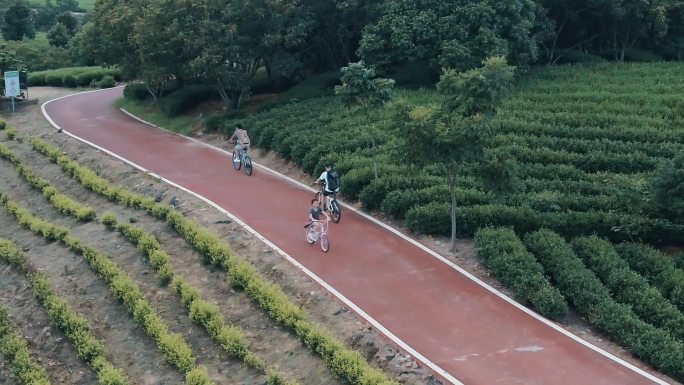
[
  {"left": 334, "top": 61, "right": 395, "bottom": 178},
  {"left": 392, "top": 57, "right": 515, "bottom": 251},
  {"left": 56, "top": 12, "right": 78, "bottom": 35},
  {"left": 1, "top": 0, "right": 36, "bottom": 41},
  {"left": 47, "top": 22, "right": 70, "bottom": 47},
  {"left": 651, "top": 152, "right": 684, "bottom": 221},
  {"left": 358, "top": 0, "right": 539, "bottom": 72}
]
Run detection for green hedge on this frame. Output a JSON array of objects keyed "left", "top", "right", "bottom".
[
  {"left": 161, "top": 85, "right": 219, "bottom": 116},
  {"left": 524, "top": 230, "right": 684, "bottom": 381},
  {"left": 0, "top": 303, "right": 51, "bottom": 385},
  {"left": 27, "top": 67, "right": 122, "bottom": 88},
  {"left": 615, "top": 243, "right": 684, "bottom": 313},
  {"left": 474, "top": 227, "right": 567, "bottom": 319},
  {"left": 27, "top": 137, "right": 397, "bottom": 385},
  {"left": 573, "top": 236, "right": 684, "bottom": 342},
  {"left": 0, "top": 194, "right": 214, "bottom": 384},
  {"left": 0, "top": 238, "right": 129, "bottom": 385}
]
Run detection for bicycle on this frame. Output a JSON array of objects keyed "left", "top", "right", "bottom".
[
  {"left": 305, "top": 219, "right": 330, "bottom": 252},
  {"left": 315, "top": 190, "right": 341, "bottom": 223},
  {"left": 232, "top": 147, "right": 253, "bottom": 176}
]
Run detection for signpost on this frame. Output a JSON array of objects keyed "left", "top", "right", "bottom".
[{"left": 4, "top": 70, "right": 20, "bottom": 113}]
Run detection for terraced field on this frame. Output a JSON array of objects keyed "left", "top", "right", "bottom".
[{"left": 0, "top": 115, "right": 435, "bottom": 384}]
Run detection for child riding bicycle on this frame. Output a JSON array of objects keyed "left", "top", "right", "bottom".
[{"left": 307, "top": 199, "right": 330, "bottom": 235}]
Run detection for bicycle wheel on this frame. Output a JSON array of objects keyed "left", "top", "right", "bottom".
[
  {"left": 243, "top": 155, "right": 253, "bottom": 176},
  {"left": 306, "top": 227, "right": 316, "bottom": 244},
  {"left": 330, "top": 200, "right": 341, "bottom": 223},
  {"left": 232, "top": 151, "right": 241, "bottom": 170},
  {"left": 320, "top": 234, "right": 329, "bottom": 252}
]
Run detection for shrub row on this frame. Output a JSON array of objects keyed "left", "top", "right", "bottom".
[
  {"left": 0, "top": 194, "right": 214, "bottom": 384},
  {"left": 404, "top": 203, "right": 682, "bottom": 243},
  {"left": 524, "top": 230, "right": 684, "bottom": 381},
  {"left": 615, "top": 243, "right": 684, "bottom": 313},
  {"left": 27, "top": 137, "right": 397, "bottom": 385},
  {"left": 0, "top": 238, "right": 128, "bottom": 385},
  {"left": 473, "top": 227, "right": 568, "bottom": 319},
  {"left": 0, "top": 302, "right": 51, "bottom": 385},
  {"left": 101, "top": 214, "right": 298, "bottom": 385},
  {"left": 0, "top": 143, "right": 96, "bottom": 221},
  {"left": 160, "top": 85, "right": 219, "bottom": 116},
  {"left": 28, "top": 67, "right": 121, "bottom": 88},
  {"left": 572, "top": 236, "right": 684, "bottom": 342}
]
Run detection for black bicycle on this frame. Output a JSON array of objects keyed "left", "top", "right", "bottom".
[
  {"left": 316, "top": 190, "right": 341, "bottom": 223},
  {"left": 232, "top": 148, "right": 253, "bottom": 176}
]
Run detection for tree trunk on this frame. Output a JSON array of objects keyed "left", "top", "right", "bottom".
[{"left": 447, "top": 171, "right": 457, "bottom": 252}]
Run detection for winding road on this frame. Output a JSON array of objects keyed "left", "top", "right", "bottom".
[{"left": 42, "top": 87, "right": 669, "bottom": 385}]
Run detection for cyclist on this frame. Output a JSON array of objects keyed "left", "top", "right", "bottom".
[
  {"left": 313, "top": 163, "right": 340, "bottom": 211},
  {"left": 228, "top": 123, "right": 250, "bottom": 162},
  {"left": 308, "top": 199, "right": 330, "bottom": 236}
]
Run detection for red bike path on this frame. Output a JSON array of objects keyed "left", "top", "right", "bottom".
[{"left": 42, "top": 87, "right": 668, "bottom": 385}]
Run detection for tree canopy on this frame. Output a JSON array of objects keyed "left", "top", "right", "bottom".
[{"left": 2, "top": 0, "right": 36, "bottom": 41}]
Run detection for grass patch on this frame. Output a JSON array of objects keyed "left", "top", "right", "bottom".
[{"left": 113, "top": 98, "right": 202, "bottom": 136}]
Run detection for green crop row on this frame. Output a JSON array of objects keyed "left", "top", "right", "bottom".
[
  {"left": 616, "top": 243, "right": 684, "bottom": 313},
  {"left": 524, "top": 230, "right": 684, "bottom": 381},
  {"left": 100, "top": 214, "right": 298, "bottom": 385},
  {"left": 27, "top": 137, "right": 397, "bottom": 385},
  {"left": 0, "top": 194, "right": 214, "bottom": 384},
  {"left": 0, "top": 143, "right": 96, "bottom": 221},
  {"left": 572, "top": 236, "right": 684, "bottom": 343},
  {"left": 473, "top": 228, "right": 567, "bottom": 319},
  {"left": 0, "top": 303, "right": 51, "bottom": 385},
  {"left": 28, "top": 67, "right": 121, "bottom": 88},
  {"left": 0, "top": 238, "right": 129, "bottom": 385}
]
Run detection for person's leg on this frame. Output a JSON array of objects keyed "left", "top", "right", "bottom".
[{"left": 234, "top": 144, "right": 243, "bottom": 162}]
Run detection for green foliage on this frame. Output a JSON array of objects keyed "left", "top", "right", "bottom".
[
  {"left": 27, "top": 66, "right": 121, "bottom": 87},
  {"left": 123, "top": 83, "right": 150, "bottom": 101},
  {"left": 474, "top": 227, "right": 568, "bottom": 319},
  {"left": 358, "top": 0, "right": 539, "bottom": 71},
  {"left": 47, "top": 22, "right": 71, "bottom": 48},
  {"left": 572, "top": 236, "right": 684, "bottom": 343},
  {"left": 95, "top": 75, "right": 116, "bottom": 89},
  {"left": 616, "top": 243, "right": 684, "bottom": 313},
  {"left": 0, "top": 303, "right": 51, "bottom": 385},
  {"left": 27, "top": 137, "right": 398, "bottom": 385},
  {"left": 651, "top": 152, "right": 684, "bottom": 221},
  {"left": 335, "top": 62, "right": 394, "bottom": 112},
  {"left": 552, "top": 50, "right": 608, "bottom": 65},
  {"left": 2, "top": 1, "right": 36, "bottom": 41},
  {"left": 161, "top": 85, "right": 219, "bottom": 116},
  {"left": 525, "top": 229, "right": 684, "bottom": 381}
]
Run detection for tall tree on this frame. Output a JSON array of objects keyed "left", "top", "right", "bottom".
[
  {"left": 1, "top": 0, "right": 36, "bottom": 41},
  {"left": 56, "top": 11, "right": 78, "bottom": 35},
  {"left": 335, "top": 61, "right": 394, "bottom": 178},
  {"left": 358, "top": 0, "right": 539, "bottom": 72},
  {"left": 392, "top": 57, "right": 515, "bottom": 251},
  {"left": 47, "top": 22, "right": 70, "bottom": 47}
]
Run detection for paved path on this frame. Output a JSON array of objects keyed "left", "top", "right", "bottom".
[{"left": 42, "top": 87, "right": 668, "bottom": 385}]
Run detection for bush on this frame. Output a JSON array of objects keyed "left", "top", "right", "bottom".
[
  {"left": 474, "top": 227, "right": 568, "bottom": 319},
  {"left": 28, "top": 73, "right": 46, "bottom": 86},
  {"left": 525, "top": 230, "right": 684, "bottom": 380},
  {"left": 123, "top": 83, "right": 150, "bottom": 101},
  {"left": 573, "top": 236, "right": 684, "bottom": 342},
  {"left": 0, "top": 304, "right": 51, "bottom": 385},
  {"left": 63, "top": 74, "right": 78, "bottom": 88},
  {"left": 45, "top": 73, "right": 63, "bottom": 86},
  {"left": 598, "top": 49, "right": 663, "bottom": 62},
  {"left": 359, "top": 174, "right": 441, "bottom": 211},
  {"left": 76, "top": 72, "right": 97, "bottom": 87},
  {"left": 161, "top": 85, "right": 219, "bottom": 116},
  {"left": 553, "top": 49, "right": 607, "bottom": 65},
  {"left": 651, "top": 152, "right": 684, "bottom": 221},
  {"left": 96, "top": 75, "right": 116, "bottom": 89}
]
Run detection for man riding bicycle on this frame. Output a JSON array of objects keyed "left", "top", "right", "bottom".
[
  {"left": 228, "top": 123, "right": 250, "bottom": 161},
  {"left": 314, "top": 163, "right": 340, "bottom": 211}
]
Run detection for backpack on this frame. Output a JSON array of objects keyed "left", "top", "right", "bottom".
[
  {"left": 241, "top": 130, "right": 250, "bottom": 145},
  {"left": 326, "top": 171, "right": 340, "bottom": 191}
]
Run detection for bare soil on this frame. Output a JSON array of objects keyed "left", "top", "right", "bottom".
[{"left": 0, "top": 86, "right": 679, "bottom": 385}]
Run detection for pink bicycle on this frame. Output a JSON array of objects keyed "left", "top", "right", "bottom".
[{"left": 305, "top": 219, "right": 330, "bottom": 252}]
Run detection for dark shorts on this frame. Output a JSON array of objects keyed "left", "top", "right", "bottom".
[{"left": 322, "top": 190, "right": 335, "bottom": 197}]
